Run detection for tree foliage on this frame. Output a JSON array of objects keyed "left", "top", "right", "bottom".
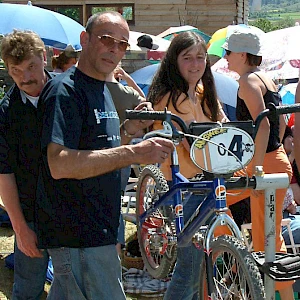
[
  {"left": 249, "top": 16, "right": 295, "bottom": 31},
  {"left": 57, "top": 8, "right": 80, "bottom": 23}
]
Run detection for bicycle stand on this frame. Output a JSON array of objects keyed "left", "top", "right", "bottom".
[{"left": 253, "top": 168, "right": 300, "bottom": 300}]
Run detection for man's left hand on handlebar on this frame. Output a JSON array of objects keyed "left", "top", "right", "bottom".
[{"left": 123, "top": 102, "right": 154, "bottom": 137}]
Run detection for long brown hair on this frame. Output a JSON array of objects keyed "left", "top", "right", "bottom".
[{"left": 147, "top": 31, "right": 219, "bottom": 121}]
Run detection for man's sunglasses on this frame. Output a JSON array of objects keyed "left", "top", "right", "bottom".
[
  {"left": 225, "top": 50, "right": 231, "bottom": 56},
  {"left": 94, "top": 34, "right": 130, "bottom": 52}
]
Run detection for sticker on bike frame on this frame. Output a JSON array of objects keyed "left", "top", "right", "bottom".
[
  {"left": 190, "top": 127, "right": 255, "bottom": 175},
  {"left": 175, "top": 204, "right": 183, "bottom": 217},
  {"left": 215, "top": 185, "right": 226, "bottom": 200}
]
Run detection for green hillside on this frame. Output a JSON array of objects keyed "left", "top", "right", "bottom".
[{"left": 249, "top": 0, "right": 300, "bottom": 30}]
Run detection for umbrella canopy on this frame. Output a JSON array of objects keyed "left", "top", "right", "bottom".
[
  {"left": 207, "top": 24, "right": 265, "bottom": 58},
  {"left": 124, "top": 63, "right": 238, "bottom": 109},
  {"left": 279, "top": 83, "right": 298, "bottom": 105},
  {"left": 124, "top": 64, "right": 160, "bottom": 86},
  {"left": 157, "top": 25, "right": 211, "bottom": 44},
  {"left": 0, "top": 2, "right": 84, "bottom": 50},
  {"left": 259, "top": 25, "right": 300, "bottom": 79}
]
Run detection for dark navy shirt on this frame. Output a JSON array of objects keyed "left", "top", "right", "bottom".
[
  {"left": 36, "top": 66, "right": 121, "bottom": 248},
  {"left": 0, "top": 70, "right": 53, "bottom": 222}
]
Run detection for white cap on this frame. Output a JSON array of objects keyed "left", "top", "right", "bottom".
[{"left": 222, "top": 28, "right": 263, "bottom": 56}]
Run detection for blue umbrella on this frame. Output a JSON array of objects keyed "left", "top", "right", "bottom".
[
  {"left": 120, "top": 64, "right": 160, "bottom": 96},
  {"left": 0, "top": 2, "right": 84, "bottom": 50},
  {"left": 279, "top": 83, "right": 298, "bottom": 105}
]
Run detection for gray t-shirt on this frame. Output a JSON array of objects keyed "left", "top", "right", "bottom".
[{"left": 106, "top": 82, "right": 144, "bottom": 123}]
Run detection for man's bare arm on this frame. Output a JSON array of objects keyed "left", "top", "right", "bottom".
[{"left": 48, "top": 137, "right": 174, "bottom": 180}]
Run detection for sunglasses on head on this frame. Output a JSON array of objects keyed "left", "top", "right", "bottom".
[
  {"left": 225, "top": 49, "right": 231, "bottom": 56},
  {"left": 94, "top": 34, "right": 130, "bottom": 52}
]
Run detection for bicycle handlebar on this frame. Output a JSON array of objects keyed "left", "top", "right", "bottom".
[
  {"left": 125, "top": 108, "right": 189, "bottom": 134},
  {"left": 253, "top": 103, "right": 300, "bottom": 138},
  {"left": 126, "top": 103, "right": 300, "bottom": 140}
]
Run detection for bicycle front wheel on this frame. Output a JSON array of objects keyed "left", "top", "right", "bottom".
[
  {"left": 199, "top": 235, "right": 265, "bottom": 300},
  {"left": 136, "top": 164, "right": 177, "bottom": 279}
]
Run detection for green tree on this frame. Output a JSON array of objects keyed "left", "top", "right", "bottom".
[
  {"left": 250, "top": 18, "right": 275, "bottom": 32},
  {"left": 249, "top": 16, "right": 295, "bottom": 32},
  {"left": 57, "top": 8, "right": 80, "bottom": 23}
]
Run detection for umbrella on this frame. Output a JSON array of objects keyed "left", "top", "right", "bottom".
[
  {"left": 211, "top": 58, "right": 240, "bottom": 80},
  {"left": 278, "top": 82, "right": 298, "bottom": 126},
  {"left": 121, "top": 64, "right": 160, "bottom": 96},
  {"left": 123, "top": 63, "right": 238, "bottom": 117},
  {"left": 259, "top": 25, "right": 300, "bottom": 80},
  {"left": 157, "top": 25, "right": 211, "bottom": 44},
  {"left": 207, "top": 24, "right": 265, "bottom": 58},
  {"left": 279, "top": 83, "right": 298, "bottom": 105},
  {"left": 0, "top": 2, "right": 84, "bottom": 50},
  {"left": 124, "top": 63, "right": 159, "bottom": 86}
]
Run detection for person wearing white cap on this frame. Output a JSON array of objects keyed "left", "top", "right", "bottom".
[{"left": 222, "top": 26, "right": 295, "bottom": 299}]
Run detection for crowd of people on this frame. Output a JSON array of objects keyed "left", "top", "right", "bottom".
[{"left": 0, "top": 10, "right": 300, "bottom": 300}]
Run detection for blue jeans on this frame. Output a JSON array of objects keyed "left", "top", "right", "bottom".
[
  {"left": 48, "top": 245, "right": 126, "bottom": 300},
  {"left": 117, "top": 213, "right": 125, "bottom": 245},
  {"left": 282, "top": 211, "right": 300, "bottom": 245},
  {"left": 164, "top": 193, "right": 205, "bottom": 300},
  {"left": 12, "top": 222, "right": 49, "bottom": 300}
]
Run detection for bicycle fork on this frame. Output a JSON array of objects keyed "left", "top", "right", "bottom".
[{"left": 203, "top": 212, "right": 242, "bottom": 299}]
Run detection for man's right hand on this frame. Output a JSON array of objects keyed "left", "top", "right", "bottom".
[
  {"left": 15, "top": 225, "right": 44, "bottom": 258},
  {"left": 131, "top": 137, "right": 174, "bottom": 165}
]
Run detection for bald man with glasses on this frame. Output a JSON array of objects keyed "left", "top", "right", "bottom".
[{"left": 36, "top": 11, "right": 173, "bottom": 300}]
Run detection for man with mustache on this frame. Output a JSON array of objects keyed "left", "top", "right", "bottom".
[
  {"left": 36, "top": 11, "right": 173, "bottom": 299},
  {"left": 0, "top": 30, "right": 53, "bottom": 299}
]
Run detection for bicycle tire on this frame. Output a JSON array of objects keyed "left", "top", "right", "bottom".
[
  {"left": 199, "top": 235, "right": 265, "bottom": 300},
  {"left": 136, "top": 164, "right": 177, "bottom": 279}
]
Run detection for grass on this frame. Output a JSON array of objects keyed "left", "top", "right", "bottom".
[
  {"left": 0, "top": 210, "right": 163, "bottom": 300},
  {"left": 0, "top": 226, "right": 14, "bottom": 300},
  {"left": 0, "top": 226, "right": 50, "bottom": 300}
]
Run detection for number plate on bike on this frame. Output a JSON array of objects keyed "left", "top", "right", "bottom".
[{"left": 190, "top": 127, "right": 255, "bottom": 174}]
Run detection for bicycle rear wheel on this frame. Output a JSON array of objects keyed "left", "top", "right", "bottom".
[
  {"left": 136, "top": 164, "right": 177, "bottom": 279},
  {"left": 199, "top": 235, "right": 265, "bottom": 300}
]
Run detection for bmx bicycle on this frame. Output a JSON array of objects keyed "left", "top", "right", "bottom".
[{"left": 125, "top": 103, "right": 300, "bottom": 299}]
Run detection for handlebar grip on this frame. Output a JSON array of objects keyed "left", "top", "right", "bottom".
[
  {"left": 276, "top": 103, "right": 300, "bottom": 115},
  {"left": 125, "top": 109, "right": 170, "bottom": 121}
]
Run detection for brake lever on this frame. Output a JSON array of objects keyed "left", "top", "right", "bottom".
[{"left": 143, "top": 121, "right": 173, "bottom": 140}]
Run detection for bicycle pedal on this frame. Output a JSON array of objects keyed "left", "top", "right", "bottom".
[{"left": 253, "top": 251, "right": 300, "bottom": 281}]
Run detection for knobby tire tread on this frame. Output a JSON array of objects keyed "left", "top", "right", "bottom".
[
  {"left": 136, "top": 164, "right": 177, "bottom": 279},
  {"left": 199, "top": 235, "right": 265, "bottom": 300}
]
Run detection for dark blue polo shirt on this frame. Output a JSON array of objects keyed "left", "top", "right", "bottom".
[
  {"left": 0, "top": 70, "right": 53, "bottom": 222},
  {"left": 36, "top": 67, "right": 122, "bottom": 248}
]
